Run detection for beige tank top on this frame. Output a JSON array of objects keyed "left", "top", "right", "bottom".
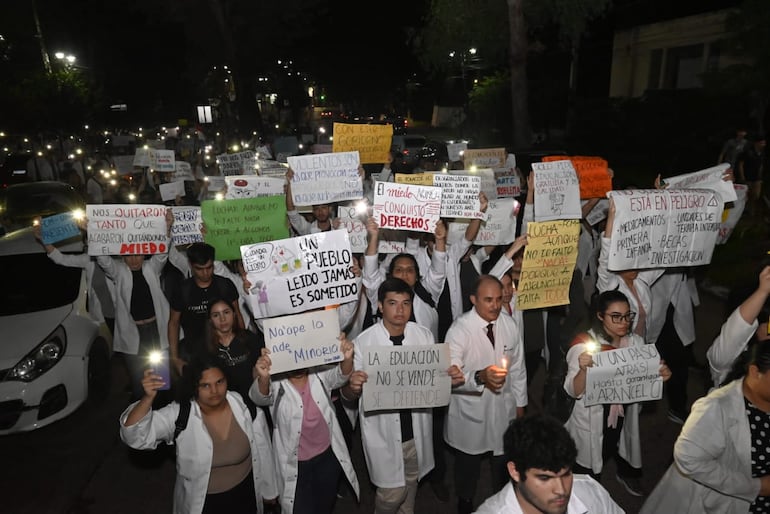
[{"left": 204, "top": 411, "right": 252, "bottom": 494}]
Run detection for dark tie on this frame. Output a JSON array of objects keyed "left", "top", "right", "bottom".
[{"left": 486, "top": 323, "right": 495, "bottom": 347}]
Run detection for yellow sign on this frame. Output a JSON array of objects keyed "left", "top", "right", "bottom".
[
  {"left": 395, "top": 172, "right": 435, "bottom": 185},
  {"left": 332, "top": 122, "right": 393, "bottom": 164},
  {"left": 463, "top": 147, "right": 507, "bottom": 168},
  {"left": 516, "top": 219, "right": 580, "bottom": 310}
]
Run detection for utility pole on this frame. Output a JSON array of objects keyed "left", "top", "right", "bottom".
[{"left": 32, "top": 0, "right": 52, "bottom": 74}]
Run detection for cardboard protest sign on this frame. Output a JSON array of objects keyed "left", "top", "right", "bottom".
[
  {"left": 41, "top": 212, "right": 81, "bottom": 244},
  {"left": 332, "top": 122, "right": 393, "bottom": 164},
  {"left": 286, "top": 151, "right": 363, "bottom": 206},
  {"left": 716, "top": 183, "right": 748, "bottom": 245},
  {"left": 531, "top": 161, "right": 582, "bottom": 221},
  {"left": 150, "top": 149, "right": 175, "bottom": 172},
  {"left": 395, "top": 172, "right": 435, "bottom": 185},
  {"left": 216, "top": 151, "right": 257, "bottom": 176},
  {"left": 607, "top": 189, "right": 724, "bottom": 270},
  {"left": 662, "top": 163, "right": 737, "bottom": 203},
  {"left": 448, "top": 198, "right": 519, "bottom": 246},
  {"left": 263, "top": 309, "right": 343, "bottom": 374},
  {"left": 336, "top": 205, "right": 406, "bottom": 253},
  {"left": 361, "top": 344, "right": 451, "bottom": 412},
  {"left": 170, "top": 206, "right": 203, "bottom": 246},
  {"left": 224, "top": 175, "right": 285, "bottom": 199},
  {"left": 433, "top": 173, "right": 484, "bottom": 219},
  {"left": 372, "top": 181, "right": 442, "bottom": 234},
  {"left": 168, "top": 161, "right": 195, "bottom": 181},
  {"left": 112, "top": 155, "right": 136, "bottom": 175},
  {"left": 159, "top": 180, "right": 185, "bottom": 201},
  {"left": 449, "top": 168, "right": 497, "bottom": 200},
  {"left": 446, "top": 142, "right": 468, "bottom": 162},
  {"left": 87, "top": 204, "right": 168, "bottom": 256},
  {"left": 495, "top": 170, "right": 521, "bottom": 198},
  {"left": 463, "top": 147, "right": 506, "bottom": 168},
  {"left": 202, "top": 196, "right": 289, "bottom": 261},
  {"left": 584, "top": 345, "right": 663, "bottom": 407},
  {"left": 240, "top": 229, "right": 358, "bottom": 318},
  {"left": 516, "top": 219, "right": 580, "bottom": 310}
]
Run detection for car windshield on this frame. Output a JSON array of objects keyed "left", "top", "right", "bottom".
[{"left": 0, "top": 253, "right": 81, "bottom": 315}]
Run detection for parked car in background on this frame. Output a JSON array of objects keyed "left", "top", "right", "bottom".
[
  {"left": 0, "top": 228, "right": 111, "bottom": 434},
  {"left": 391, "top": 134, "right": 427, "bottom": 171},
  {"left": 0, "top": 181, "right": 85, "bottom": 235}
]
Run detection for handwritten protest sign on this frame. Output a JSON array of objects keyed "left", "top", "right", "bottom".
[
  {"left": 255, "top": 159, "right": 288, "bottom": 177},
  {"left": 361, "top": 344, "right": 451, "bottom": 412},
  {"left": 532, "top": 161, "right": 581, "bottom": 221},
  {"left": 150, "top": 149, "right": 175, "bottom": 172},
  {"left": 205, "top": 176, "right": 226, "bottom": 192},
  {"left": 395, "top": 172, "right": 435, "bottom": 185},
  {"left": 516, "top": 219, "right": 580, "bottom": 310},
  {"left": 170, "top": 206, "right": 203, "bottom": 246},
  {"left": 373, "top": 181, "right": 442, "bottom": 234},
  {"left": 168, "top": 161, "right": 195, "bottom": 181},
  {"left": 448, "top": 198, "right": 519, "bottom": 246},
  {"left": 337, "top": 205, "right": 406, "bottom": 253},
  {"left": 495, "top": 170, "right": 521, "bottom": 198},
  {"left": 544, "top": 156, "right": 611, "bottom": 199},
  {"left": 216, "top": 151, "right": 257, "bottom": 176},
  {"left": 446, "top": 142, "right": 468, "bottom": 162},
  {"left": 332, "top": 122, "right": 393, "bottom": 164},
  {"left": 584, "top": 345, "right": 663, "bottom": 407},
  {"left": 607, "top": 189, "right": 724, "bottom": 270},
  {"left": 241, "top": 229, "right": 357, "bottom": 318},
  {"left": 286, "top": 151, "right": 363, "bottom": 206},
  {"left": 662, "top": 163, "right": 736, "bottom": 203},
  {"left": 159, "top": 180, "right": 185, "bottom": 201},
  {"left": 263, "top": 310, "right": 342, "bottom": 374},
  {"left": 41, "top": 212, "right": 81, "bottom": 244},
  {"left": 202, "top": 196, "right": 288, "bottom": 261},
  {"left": 112, "top": 155, "right": 136, "bottom": 175},
  {"left": 87, "top": 204, "right": 168, "bottom": 256},
  {"left": 224, "top": 175, "right": 285, "bottom": 199},
  {"left": 450, "top": 169, "right": 497, "bottom": 200},
  {"left": 463, "top": 147, "right": 506, "bottom": 168},
  {"left": 716, "top": 184, "right": 747, "bottom": 244},
  {"left": 133, "top": 148, "right": 152, "bottom": 167},
  {"left": 433, "top": 173, "right": 483, "bottom": 219}
]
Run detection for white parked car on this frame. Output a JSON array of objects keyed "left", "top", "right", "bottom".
[{"left": 0, "top": 228, "right": 111, "bottom": 434}]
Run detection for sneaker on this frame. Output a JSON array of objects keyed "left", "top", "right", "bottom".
[
  {"left": 430, "top": 480, "right": 450, "bottom": 502},
  {"left": 667, "top": 409, "right": 688, "bottom": 425},
  {"left": 616, "top": 474, "right": 645, "bottom": 497}
]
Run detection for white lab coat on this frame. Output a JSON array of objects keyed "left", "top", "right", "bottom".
[
  {"left": 353, "top": 321, "right": 435, "bottom": 487},
  {"left": 647, "top": 270, "right": 699, "bottom": 346},
  {"left": 706, "top": 307, "right": 758, "bottom": 390},
  {"left": 120, "top": 391, "right": 279, "bottom": 514},
  {"left": 640, "top": 379, "right": 760, "bottom": 514},
  {"left": 249, "top": 366, "right": 359, "bottom": 513},
  {"left": 48, "top": 248, "right": 114, "bottom": 323}
]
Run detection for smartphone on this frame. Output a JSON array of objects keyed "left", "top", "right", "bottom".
[{"left": 147, "top": 349, "right": 171, "bottom": 390}]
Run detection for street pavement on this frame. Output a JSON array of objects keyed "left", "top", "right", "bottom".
[{"left": 0, "top": 287, "right": 729, "bottom": 514}]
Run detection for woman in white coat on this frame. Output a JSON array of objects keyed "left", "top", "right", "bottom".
[
  {"left": 120, "top": 356, "right": 279, "bottom": 514},
  {"left": 249, "top": 334, "right": 360, "bottom": 514},
  {"left": 641, "top": 340, "right": 770, "bottom": 513},
  {"left": 564, "top": 290, "right": 671, "bottom": 497}
]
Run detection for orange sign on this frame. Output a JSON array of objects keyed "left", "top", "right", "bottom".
[{"left": 543, "top": 155, "right": 611, "bottom": 199}]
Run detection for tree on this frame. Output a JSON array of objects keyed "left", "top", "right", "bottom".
[{"left": 417, "top": 0, "right": 610, "bottom": 149}]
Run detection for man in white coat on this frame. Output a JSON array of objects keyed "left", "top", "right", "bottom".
[
  {"left": 343, "top": 277, "right": 464, "bottom": 514},
  {"left": 444, "top": 274, "right": 528, "bottom": 514},
  {"left": 475, "top": 414, "right": 624, "bottom": 514}
]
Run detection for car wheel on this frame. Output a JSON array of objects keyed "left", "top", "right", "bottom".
[{"left": 87, "top": 339, "right": 111, "bottom": 404}]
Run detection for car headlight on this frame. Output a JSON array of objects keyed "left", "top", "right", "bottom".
[{"left": 6, "top": 327, "right": 67, "bottom": 382}]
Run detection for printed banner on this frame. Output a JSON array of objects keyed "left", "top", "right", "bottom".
[
  {"left": 607, "top": 189, "right": 724, "bottom": 270},
  {"left": 202, "top": 196, "right": 289, "bottom": 261},
  {"left": 263, "top": 310, "right": 342, "bottom": 374},
  {"left": 336, "top": 205, "right": 407, "bottom": 253},
  {"left": 433, "top": 173, "right": 483, "bottom": 219},
  {"left": 372, "top": 181, "right": 442, "bottom": 234},
  {"left": 516, "top": 219, "right": 580, "bottom": 310},
  {"left": 287, "top": 151, "right": 363, "bottom": 206},
  {"left": 584, "top": 345, "right": 663, "bottom": 407},
  {"left": 332, "top": 122, "right": 393, "bottom": 164},
  {"left": 170, "top": 206, "right": 203, "bottom": 246},
  {"left": 87, "top": 204, "right": 168, "bottom": 256},
  {"left": 463, "top": 147, "right": 506, "bottom": 168},
  {"left": 216, "top": 151, "right": 257, "bottom": 176},
  {"left": 662, "top": 163, "right": 737, "bottom": 203},
  {"left": 224, "top": 175, "right": 285, "bottom": 199},
  {"left": 448, "top": 198, "right": 519, "bottom": 246},
  {"left": 41, "top": 212, "right": 81, "bottom": 244},
  {"left": 361, "top": 344, "right": 451, "bottom": 412},
  {"left": 241, "top": 229, "right": 357, "bottom": 318},
  {"left": 532, "top": 161, "right": 582, "bottom": 221}
]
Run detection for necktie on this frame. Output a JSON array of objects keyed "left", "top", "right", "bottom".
[{"left": 486, "top": 323, "right": 495, "bottom": 347}]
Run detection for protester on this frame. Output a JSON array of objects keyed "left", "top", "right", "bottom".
[
  {"left": 474, "top": 414, "right": 624, "bottom": 514},
  {"left": 737, "top": 133, "right": 767, "bottom": 218},
  {"left": 120, "top": 356, "right": 279, "bottom": 514},
  {"left": 444, "top": 274, "right": 528, "bottom": 514},
  {"left": 249, "top": 335, "right": 360, "bottom": 514},
  {"left": 564, "top": 290, "right": 672, "bottom": 497},
  {"left": 718, "top": 127, "right": 749, "bottom": 170},
  {"left": 343, "top": 277, "right": 465, "bottom": 514},
  {"left": 641, "top": 339, "right": 770, "bottom": 513}
]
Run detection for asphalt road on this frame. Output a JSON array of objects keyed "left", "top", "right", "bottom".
[{"left": 0, "top": 287, "right": 729, "bottom": 514}]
